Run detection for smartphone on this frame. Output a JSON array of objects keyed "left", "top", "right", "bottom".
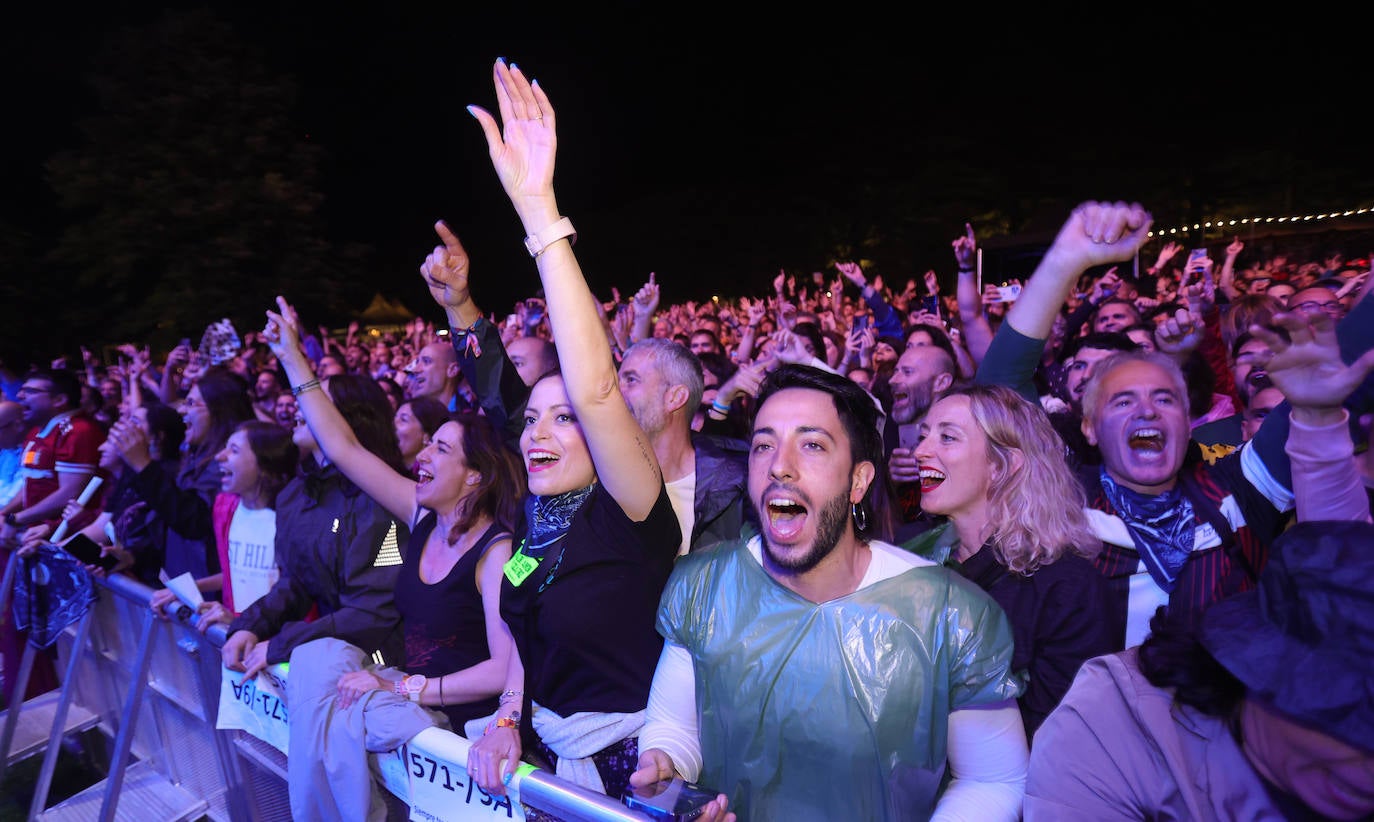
[
  {"left": 62, "top": 533, "right": 120, "bottom": 572},
  {"left": 622, "top": 778, "right": 717, "bottom": 821},
  {"left": 1187, "top": 248, "right": 1208, "bottom": 268},
  {"left": 921, "top": 295, "right": 941, "bottom": 315},
  {"left": 853, "top": 314, "right": 871, "bottom": 332}
]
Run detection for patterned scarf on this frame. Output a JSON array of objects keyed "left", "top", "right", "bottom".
[
  {"left": 523, "top": 481, "right": 596, "bottom": 556},
  {"left": 1099, "top": 467, "right": 1195, "bottom": 593}
]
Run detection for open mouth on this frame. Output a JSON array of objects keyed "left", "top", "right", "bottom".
[
  {"left": 765, "top": 495, "right": 808, "bottom": 540},
  {"left": 1127, "top": 427, "right": 1165, "bottom": 453},
  {"left": 918, "top": 467, "right": 945, "bottom": 493},
  {"left": 415, "top": 469, "right": 434, "bottom": 486},
  {"left": 526, "top": 449, "right": 559, "bottom": 472}
]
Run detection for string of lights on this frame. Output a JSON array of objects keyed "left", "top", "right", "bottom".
[{"left": 1148, "top": 206, "right": 1374, "bottom": 238}]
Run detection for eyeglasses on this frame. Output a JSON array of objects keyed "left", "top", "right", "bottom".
[
  {"left": 1291, "top": 300, "right": 1344, "bottom": 316},
  {"left": 16, "top": 386, "right": 53, "bottom": 397}
]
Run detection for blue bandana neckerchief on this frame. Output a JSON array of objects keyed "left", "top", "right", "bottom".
[{"left": 1099, "top": 467, "right": 1195, "bottom": 594}]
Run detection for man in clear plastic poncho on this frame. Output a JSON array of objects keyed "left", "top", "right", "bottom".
[{"left": 632, "top": 364, "right": 1028, "bottom": 821}]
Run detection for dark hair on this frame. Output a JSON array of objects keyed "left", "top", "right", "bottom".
[
  {"left": 697, "top": 350, "right": 738, "bottom": 387},
  {"left": 402, "top": 395, "right": 453, "bottom": 439},
  {"left": 791, "top": 322, "right": 827, "bottom": 361},
  {"left": 31, "top": 368, "right": 83, "bottom": 408},
  {"left": 187, "top": 367, "right": 255, "bottom": 477},
  {"left": 1059, "top": 330, "right": 1137, "bottom": 363},
  {"left": 1119, "top": 322, "right": 1158, "bottom": 347},
  {"left": 141, "top": 401, "right": 187, "bottom": 460},
  {"left": 234, "top": 420, "right": 300, "bottom": 507},
  {"left": 375, "top": 375, "right": 404, "bottom": 408},
  {"left": 755, "top": 364, "right": 896, "bottom": 541},
  {"left": 444, "top": 411, "right": 527, "bottom": 541},
  {"left": 326, "top": 374, "right": 407, "bottom": 475},
  {"left": 1138, "top": 606, "right": 1245, "bottom": 718}
]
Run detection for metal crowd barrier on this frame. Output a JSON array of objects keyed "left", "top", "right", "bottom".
[{"left": 0, "top": 554, "right": 656, "bottom": 821}]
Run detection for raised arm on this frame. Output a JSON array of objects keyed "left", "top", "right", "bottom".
[
  {"left": 262, "top": 296, "right": 418, "bottom": 524},
  {"left": 468, "top": 59, "right": 662, "bottom": 518},
  {"left": 952, "top": 224, "right": 995, "bottom": 364},
  {"left": 976, "top": 201, "right": 1153, "bottom": 399}
]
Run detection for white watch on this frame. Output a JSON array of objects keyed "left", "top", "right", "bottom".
[
  {"left": 396, "top": 674, "right": 427, "bottom": 702},
  {"left": 523, "top": 217, "right": 577, "bottom": 258}
]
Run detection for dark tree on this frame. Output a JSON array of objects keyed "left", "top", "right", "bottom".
[{"left": 39, "top": 7, "right": 366, "bottom": 355}]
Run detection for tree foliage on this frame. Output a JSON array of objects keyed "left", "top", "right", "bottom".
[{"left": 40, "top": 7, "right": 361, "bottom": 355}]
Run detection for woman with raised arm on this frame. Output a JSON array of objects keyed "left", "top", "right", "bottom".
[
  {"left": 452, "top": 59, "right": 681, "bottom": 808},
  {"left": 260, "top": 297, "right": 525, "bottom": 821}
]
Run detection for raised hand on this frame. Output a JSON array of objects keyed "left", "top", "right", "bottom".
[
  {"left": 1049, "top": 201, "right": 1153, "bottom": 272},
  {"left": 924, "top": 269, "right": 940, "bottom": 296},
  {"left": 1153, "top": 240, "right": 1184, "bottom": 271},
  {"left": 952, "top": 222, "right": 977, "bottom": 271},
  {"left": 466, "top": 60, "right": 558, "bottom": 213},
  {"left": 262, "top": 296, "right": 307, "bottom": 365},
  {"left": 1087, "top": 269, "right": 1121, "bottom": 305},
  {"left": 836, "top": 261, "right": 866, "bottom": 291},
  {"left": 1226, "top": 236, "right": 1244, "bottom": 258},
  {"left": 419, "top": 220, "right": 473, "bottom": 317},
  {"left": 1154, "top": 305, "right": 1205, "bottom": 359},
  {"left": 1251, "top": 311, "right": 1374, "bottom": 414}
]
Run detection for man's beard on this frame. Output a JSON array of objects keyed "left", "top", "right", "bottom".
[
  {"left": 762, "top": 489, "right": 851, "bottom": 575},
  {"left": 892, "top": 381, "right": 934, "bottom": 425},
  {"left": 629, "top": 400, "right": 667, "bottom": 439}
]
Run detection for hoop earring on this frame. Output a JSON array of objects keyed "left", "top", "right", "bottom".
[{"left": 851, "top": 502, "right": 868, "bottom": 532}]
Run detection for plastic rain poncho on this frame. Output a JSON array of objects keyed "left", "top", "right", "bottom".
[{"left": 657, "top": 537, "right": 1022, "bottom": 821}]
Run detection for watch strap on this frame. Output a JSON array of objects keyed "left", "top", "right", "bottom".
[{"left": 523, "top": 218, "right": 577, "bottom": 258}]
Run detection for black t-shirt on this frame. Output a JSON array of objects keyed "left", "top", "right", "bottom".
[{"left": 500, "top": 483, "right": 680, "bottom": 721}]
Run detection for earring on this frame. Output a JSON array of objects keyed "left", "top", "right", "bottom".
[{"left": 851, "top": 502, "right": 868, "bottom": 531}]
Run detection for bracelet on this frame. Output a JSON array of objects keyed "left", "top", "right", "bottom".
[
  {"left": 439, "top": 677, "right": 444, "bottom": 707},
  {"left": 957, "top": 267, "right": 976, "bottom": 274},
  {"left": 498, "top": 689, "right": 523, "bottom": 704},
  {"left": 711, "top": 398, "right": 730, "bottom": 414},
  {"left": 291, "top": 378, "right": 321, "bottom": 397},
  {"left": 523, "top": 217, "right": 577, "bottom": 258}
]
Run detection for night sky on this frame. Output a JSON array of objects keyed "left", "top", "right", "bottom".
[{"left": 7, "top": 4, "right": 1372, "bottom": 332}]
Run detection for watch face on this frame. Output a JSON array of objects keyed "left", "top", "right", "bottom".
[{"left": 407, "top": 674, "right": 427, "bottom": 694}]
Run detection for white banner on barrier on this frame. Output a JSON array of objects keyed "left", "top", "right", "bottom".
[
  {"left": 401, "top": 738, "right": 526, "bottom": 822},
  {"left": 217, "top": 666, "right": 291, "bottom": 754}
]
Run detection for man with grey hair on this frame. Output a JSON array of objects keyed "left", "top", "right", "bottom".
[
  {"left": 618, "top": 338, "right": 752, "bottom": 555},
  {"left": 1079, "top": 347, "right": 1295, "bottom": 649}
]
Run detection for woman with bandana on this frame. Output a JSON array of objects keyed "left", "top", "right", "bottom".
[{"left": 425, "top": 60, "right": 680, "bottom": 811}]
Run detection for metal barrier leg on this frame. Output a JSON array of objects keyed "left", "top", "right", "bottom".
[
  {"left": 22, "top": 606, "right": 95, "bottom": 815},
  {"left": 91, "top": 608, "right": 158, "bottom": 822}
]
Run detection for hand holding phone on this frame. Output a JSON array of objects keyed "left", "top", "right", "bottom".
[
  {"left": 623, "top": 778, "right": 719, "bottom": 821},
  {"left": 61, "top": 533, "right": 121, "bottom": 572}
]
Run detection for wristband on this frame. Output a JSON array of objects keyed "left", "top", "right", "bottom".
[
  {"left": 523, "top": 217, "right": 577, "bottom": 258},
  {"left": 291, "top": 378, "right": 321, "bottom": 397},
  {"left": 4, "top": 513, "right": 20, "bottom": 529},
  {"left": 957, "top": 267, "right": 976, "bottom": 274},
  {"left": 711, "top": 399, "right": 730, "bottom": 414}
]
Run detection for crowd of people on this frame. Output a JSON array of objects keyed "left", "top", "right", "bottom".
[{"left": 1, "top": 58, "right": 1372, "bottom": 821}]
